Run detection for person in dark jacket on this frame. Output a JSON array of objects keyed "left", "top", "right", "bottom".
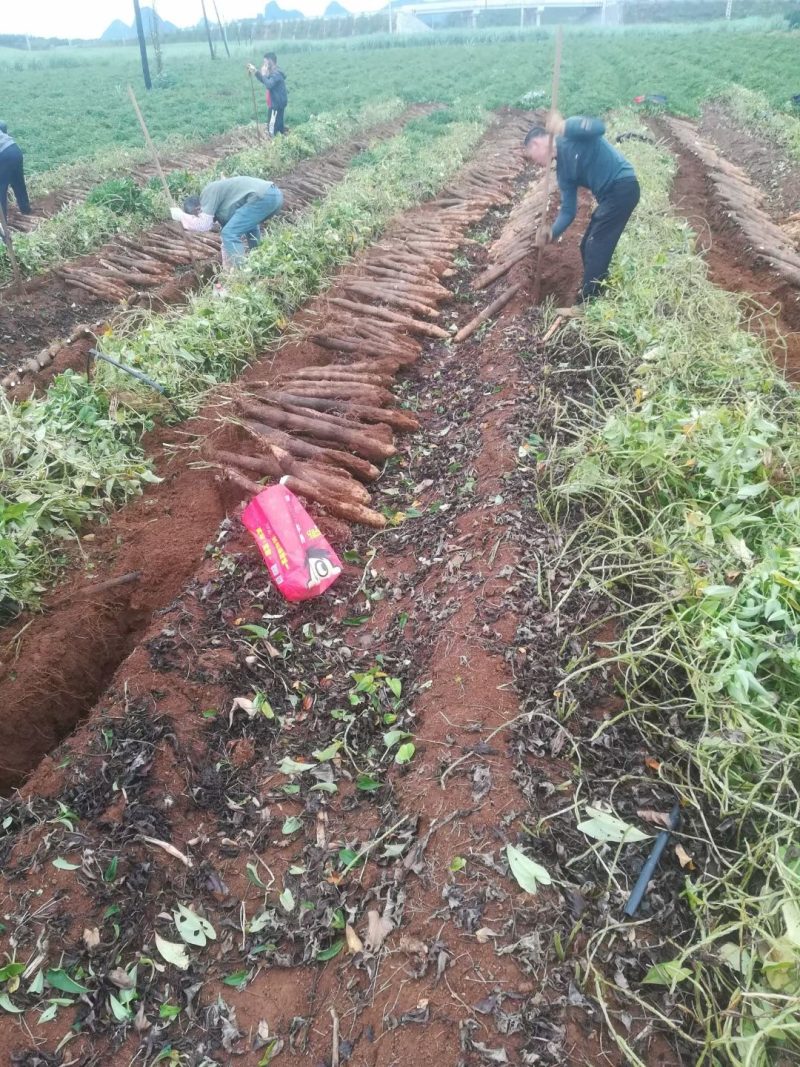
[
  {"left": 247, "top": 53, "right": 288, "bottom": 138},
  {"left": 523, "top": 114, "right": 640, "bottom": 305},
  {"left": 0, "top": 120, "right": 31, "bottom": 223}
]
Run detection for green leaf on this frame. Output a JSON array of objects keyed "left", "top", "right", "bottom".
[
  {"left": 154, "top": 934, "right": 190, "bottom": 971},
  {"left": 239, "top": 624, "right": 271, "bottom": 639},
  {"left": 174, "top": 905, "right": 216, "bottom": 947},
  {"left": 313, "top": 741, "right": 341, "bottom": 762},
  {"left": 282, "top": 816, "right": 302, "bottom": 835},
  {"left": 577, "top": 805, "right": 650, "bottom": 844},
  {"left": 282, "top": 784, "right": 301, "bottom": 795},
  {"left": 51, "top": 857, "right": 81, "bottom": 871},
  {"left": 159, "top": 1003, "right": 180, "bottom": 1019},
  {"left": 103, "top": 856, "right": 119, "bottom": 882},
  {"left": 258, "top": 1038, "right": 281, "bottom": 1066},
  {"left": 310, "top": 782, "right": 338, "bottom": 794},
  {"left": 450, "top": 856, "right": 467, "bottom": 873},
  {"left": 46, "top": 970, "right": 89, "bottom": 994},
  {"left": 387, "top": 677, "right": 402, "bottom": 698},
  {"left": 0, "top": 963, "right": 25, "bottom": 982},
  {"left": 279, "top": 888, "right": 295, "bottom": 913},
  {"left": 222, "top": 970, "right": 249, "bottom": 988},
  {"left": 279, "top": 757, "right": 314, "bottom": 775},
  {"left": 316, "top": 940, "right": 344, "bottom": 962},
  {"left": 38, "top": 1002, "right": 58, "bottom": 1023},
  {"left": 338, "top": 847, "right": 365, "bottom": 869},
  {"left": 0, "top": 993, "right": 23, "bottom": 1013},
  {"left": 506, "top": 844, "right": 552, "bottom": 894},
  {"left": 356, "top": 774, "right": 382, "bottom": 792},
  {"left": 642, "top": 960, "right": 692, "bottom": 986},
  {"left": 737, "top": 481, "right": 769, "bottom": 499},
  {"left": 246, "top": 863, "right": 268, "bottom": 889},
  {"left": 383, "top": 729, "right": 411, "bottom": 749},
  {"left": 27, "top": 970, "right": 44, "bottom": 995},
  {"left": 395, "top": 742, "right": 415, "bottom": 764},
  {"left": 109, "top": 992, "right": 132, "bottom": 1021}
]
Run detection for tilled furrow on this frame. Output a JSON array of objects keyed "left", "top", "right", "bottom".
[
  {"left": 213, "top": 115, "right": 534, "bottom": 531},
  {"left": 665, "top": 116, "right": 800, "bottom": 286}
]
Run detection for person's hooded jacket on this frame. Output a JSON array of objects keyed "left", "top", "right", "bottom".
[{"left": 255, "top": 66, "right": 288, "bottom": 110}]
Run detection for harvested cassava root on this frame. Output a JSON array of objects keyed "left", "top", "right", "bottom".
[
  {"left": 238, "top": 398, "right": 395, "bottom": 464},
  {"left": 243, "top": 420, "right": 380, "bottom": 483},
  {"left": 268, "top": 392, "right": 419, "bottom": 432},
  {"left": 454, "top": 284, "right": 521, "bottom": 343}
]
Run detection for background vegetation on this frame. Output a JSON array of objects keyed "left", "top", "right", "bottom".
[{"left": 1, "top": 23, "right": 799, "bottom": 176}]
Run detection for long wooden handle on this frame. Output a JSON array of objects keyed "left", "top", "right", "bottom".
[
  {"left": 532, "top": 26, "right": 564, "bottom": 305},
  {"left": 248, "top": 70, "right": 263, "bottom": 140},
  {"left": 127, "top": 84, "right": 195, "bottom": 260},
  {"left": 0, "top": 207, "right": 23, "bottom": 292}
]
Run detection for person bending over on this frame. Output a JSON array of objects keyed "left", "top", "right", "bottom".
[
  {"left": 0, "top": 120, "right": 31, "bottom": 223},
  {"left": 171, "top": 176, "right": 283, "bottom": 268},
  {"left": 523, "top": 114, "right": 640, "bottom": 307},
  {"left": 247, "top": 53, "right": 288, "bottom": 138}
]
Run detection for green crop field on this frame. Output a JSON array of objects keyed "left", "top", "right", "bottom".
[
  {"left": 3, "top": 18, "right": 800, "bottom": 1067},
  {"left": 0, "top": 23, "right": 798, "bottom": 176}
]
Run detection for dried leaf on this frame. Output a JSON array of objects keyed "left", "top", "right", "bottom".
[
  {"left": 675, "top": 843, "right": 695, "bottom": 870},
  {"left": 398, "top": 934, "right": 427, "bottom": 955},
  {"left": 345, "top": 925, "right": 364, "bottom": 955},
  {"left": 364, "top": 910, "right": 393, "bottom": 953},
  {"left": 82, "top": 927, "right": 100, "bottom": 950},
  {"left": 637, "top": 809, "right": 672, "bottom": 829},
  {"left": 475, "top": 928, "right": 498, "bottom": 944},
  {"left": 644, "top": 756, "right": 662, "bottom": 772},
  {"left": 108, "top": 968, "right": 135, "bottom": 990}
]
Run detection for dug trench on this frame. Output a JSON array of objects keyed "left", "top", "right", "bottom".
[
  {"left": 651, "top": 118, "right": 800, "bottom": 381},
  {"left": 0, "top": 110, "right": 536, "bottom": 792},
  {"left": 0, "top": 138, "right": 696, "bottom": 1066},
  {"left": 0, "top": 104, "right": 434, "bottom": 390}
]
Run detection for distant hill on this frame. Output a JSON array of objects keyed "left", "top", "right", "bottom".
[
  {"left": 323, "top": 1, "right": 351, "bottom": 15},
  {"left": 100, "top": 7, "right": 179, "bottom": 41},
  {"left": 264, "top": 1, "right": 305, "bottom": 21}
]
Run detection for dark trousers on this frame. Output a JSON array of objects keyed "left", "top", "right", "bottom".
[
  {"left": 579, "top": 177, "right": 640, "bottom": 301},
  {"left": 0, "top": 144, "right": 31, "bottom": 220},
  {"left": 268, "top": 108, "right": 286, "bottom": 136}
]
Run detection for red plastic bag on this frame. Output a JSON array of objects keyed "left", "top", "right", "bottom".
[{"left": 242, "top": 484, "right": 342, "bottom": 601}]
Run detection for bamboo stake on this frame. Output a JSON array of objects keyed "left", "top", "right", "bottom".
[
  {"left": 532, "top": 26, "right": 563, "bottom": 305},
  {"left": 127, "top": 85, "right": 196, "bottom": 262}
]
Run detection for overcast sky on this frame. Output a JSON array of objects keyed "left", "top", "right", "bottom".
[{"left": 4, "top": 0, "right": 380, "bottom": 40}]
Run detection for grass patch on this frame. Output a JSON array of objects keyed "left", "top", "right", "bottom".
[{"left": 539, "top": 117, "right": 800, "bottom": 1063}]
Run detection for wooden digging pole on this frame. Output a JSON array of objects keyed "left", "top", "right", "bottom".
[
  {"left": 248, "top": 69, "right": 263, "bottom": 140},
  {"left": 0, "top": 208, "right": 23, "bottom": 293},
  {"left": 531, "top": 26, "right": 563, "bottom": 305},
  {"left": 127, "top": 85, "right": 196, "bottom": 262}
]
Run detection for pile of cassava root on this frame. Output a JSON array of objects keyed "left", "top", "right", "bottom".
[{"left": 207, "top": 110, "right": 540, "bottom": 535}]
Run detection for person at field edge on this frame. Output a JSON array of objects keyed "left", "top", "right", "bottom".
[
  {"left": 0, "top": 120, "right": 31, "bottom": 223},
  {"left": 170, "top": 176, "right": 283, "bottom": 268},
  {"left": 247, "top": 53, "right": 288, "bottom": 138},
  {"left": 523, "top": 114, "right": 640, "bottom": 309}
]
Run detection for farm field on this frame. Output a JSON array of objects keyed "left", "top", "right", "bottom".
[{"left": 1, "top": 22, "right": 800, "bottom": 1067}]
